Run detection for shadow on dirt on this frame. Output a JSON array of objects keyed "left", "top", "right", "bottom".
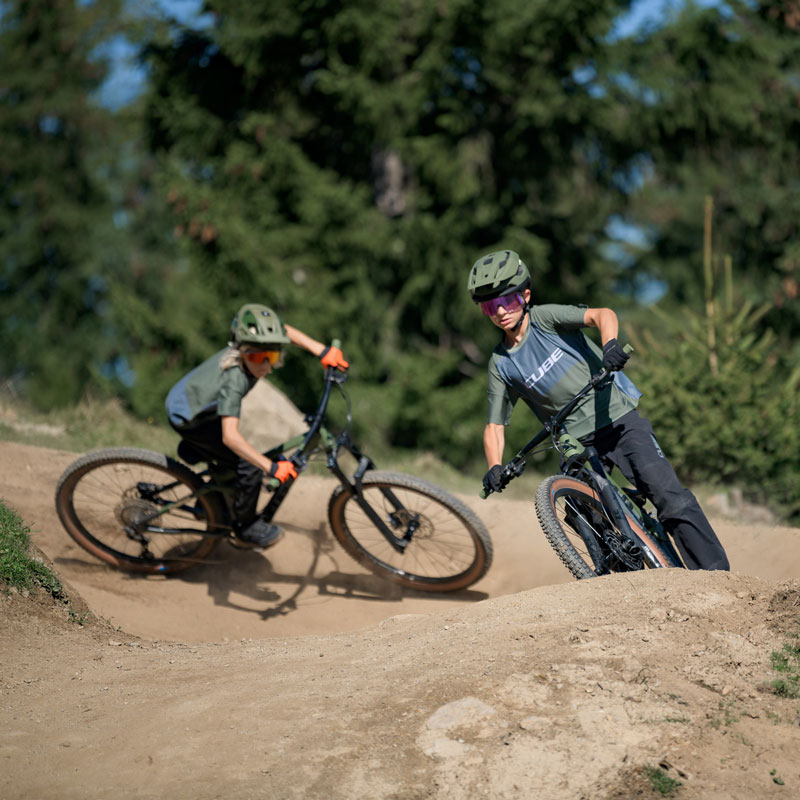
[{"left": 55, "top": 522, "right": 489, "bottom": 623}]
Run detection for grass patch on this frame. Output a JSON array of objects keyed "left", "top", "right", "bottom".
[
  {"left": 771, "top": 631, "right": 800, "bottom": 699},
  {"left": 643, "top": 765, "right": 682, "bottom": 796},
  {"left": 0, "top": 500, "right": 63, "bottom": 599},
  {"left": 708, "top": 698, "right": 740, "bottom": 729}
]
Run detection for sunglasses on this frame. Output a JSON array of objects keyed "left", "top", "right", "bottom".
[
  {"left": 479, "top": 292, "right": 524, "bottom": 317},
  {"left": 243, "top": 349, "right": 282, "bottom": 365}
]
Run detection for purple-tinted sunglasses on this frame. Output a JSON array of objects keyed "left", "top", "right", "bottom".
[{"left": 479, "top": 292, "right": 525, "bottom": 317}]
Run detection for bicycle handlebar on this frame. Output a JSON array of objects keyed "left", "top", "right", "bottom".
[{"left": 479, "top": 344, "right": 634, "bottom": 498}]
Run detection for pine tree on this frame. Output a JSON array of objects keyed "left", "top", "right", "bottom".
[
  {"left": 0, "top": 0, "right": 124, "bottom": 407},
  {"left": 612, "top": 0, "right": 800, "bottom": 343}
]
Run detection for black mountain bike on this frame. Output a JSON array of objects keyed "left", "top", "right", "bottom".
[
  {"left": 55, "top": 349, "right": 492, "bottom": 592},
  {"left": 481, "top": 349, "right": 684, "bottom": 579}
]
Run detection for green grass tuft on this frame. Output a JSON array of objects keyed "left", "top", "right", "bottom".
[
  {"left": 0, "top": 500, "right": 64, "bottom": 600},
  {"left": 643, "top": 765, "right": 683, "bottom": 796},
  {"left": 771, "top": 635, "right": 800, "bottom": 699}
]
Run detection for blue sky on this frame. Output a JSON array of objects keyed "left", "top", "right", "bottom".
[{"left": 97, "top": 0, "right": 723, "bottom": 109}]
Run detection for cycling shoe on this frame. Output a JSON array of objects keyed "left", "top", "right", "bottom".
[{"left": 231, "top": 519, "right": 284, "bottom": 549}]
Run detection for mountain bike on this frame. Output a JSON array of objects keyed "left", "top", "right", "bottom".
[
  {"left": 55, "top": 346, "right": 493, "bottom": 592},
  {"left": 481, "top": 348, "right": 684, "bottom": 579}
]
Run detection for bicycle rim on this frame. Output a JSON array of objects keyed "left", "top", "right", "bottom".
[
  {"left": 55, "top": 448, "right": 221, "bottom": 574},
  {"left": 328, "top": 471, "right": 492, "bottom": 592}
]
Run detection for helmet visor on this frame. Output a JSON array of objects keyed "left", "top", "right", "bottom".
[{"left": 479, "top": 292, "right": 524, "bottom": 317}]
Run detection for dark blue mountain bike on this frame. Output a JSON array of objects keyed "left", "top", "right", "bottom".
[{"left": 481, "top": 349, "right": 684, "bottom": 579}]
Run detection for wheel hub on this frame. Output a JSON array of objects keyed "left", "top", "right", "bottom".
[
  {"left": 389, "top": 510, "right": 433, "bottom": 540},
  {"left": 115, "top": 490, "right": 158, "bottom": 532},
  {"left": 605, "top": 530, "right": 643, "bottom": 570}
]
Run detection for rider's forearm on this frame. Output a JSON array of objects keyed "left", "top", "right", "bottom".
[
  {"left": 583, "top": 307, "right": 619, "bottom": 345},
  {"left": 285, "top": 324, "right": 326, "bottom": 357},
  {"left": 221, "top": 416, "right": 274, "bottom": 474},
  {"left": 483, "top": 423, "right": 505, "bottom": 468}
]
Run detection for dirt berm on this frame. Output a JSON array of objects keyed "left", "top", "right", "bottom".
[{"left": 2, "top": 440, "right": 800, "bottom": 799}]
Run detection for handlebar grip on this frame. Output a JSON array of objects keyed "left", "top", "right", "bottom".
[
  {"left": 623, "top": 343, "right": 635, "bottom": 355},
  {"left": 332, "top": 338, "right": 341, "bottom": 349},
  {"left": 479, "top": 488, "right": 489, "bottom": 499}
]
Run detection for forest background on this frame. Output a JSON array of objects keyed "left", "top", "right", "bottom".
[{"left": 1, "top": 0, "right": 799, "bottom": 520}]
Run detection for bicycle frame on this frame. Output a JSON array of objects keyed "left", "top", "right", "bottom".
[{"left": 258, "top": 367, "right": 419, "bottom": 554}]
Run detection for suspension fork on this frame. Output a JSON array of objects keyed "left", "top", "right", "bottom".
[{"left": 327, "top": 441, "right": 415, "bottom": 554}]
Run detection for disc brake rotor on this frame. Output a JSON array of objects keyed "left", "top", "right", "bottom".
[{"left": 389, "top": 510, "right": 434, "bottom": 540}]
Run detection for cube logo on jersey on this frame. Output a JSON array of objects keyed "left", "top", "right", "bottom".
[{"left": 524, "top": 348, "right": 564, "bottom": 389}]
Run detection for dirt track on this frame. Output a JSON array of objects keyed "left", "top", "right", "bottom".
[{"left": 2, "top": 440, "right": 800, "bottom": 799}]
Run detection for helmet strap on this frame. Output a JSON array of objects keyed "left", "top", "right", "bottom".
[{"left": 510, "top": 292, "right": 530, "bottom": 333}]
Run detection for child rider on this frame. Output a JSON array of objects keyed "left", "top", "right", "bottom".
[
  {"left": 468, "top": 249, "right": 729, "bottom": 571},
  {"left": 166, "top": 303, "right": 348, "bottom": 549}
]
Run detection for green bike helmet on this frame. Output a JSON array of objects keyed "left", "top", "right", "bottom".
[
  {"left": 229, "top": 303, "right": 290, "bottom": 347},
  {"left": 467, "top": 250, "right": 530, "bottom": 302}
]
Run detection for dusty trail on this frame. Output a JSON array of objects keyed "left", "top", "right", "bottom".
[
  {"left": 2, "top": 441, "right": 797, "bottom": 642},
  {"left": 2, "top": 440, "right": 800, "bottom": 799}
]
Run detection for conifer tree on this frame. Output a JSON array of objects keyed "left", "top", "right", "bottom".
[
  {"left": 612, "top": 0, "right": 800, "bottom": 342},
  {"left": 0, "top": 0, "right": 123, "bottom": 406}
]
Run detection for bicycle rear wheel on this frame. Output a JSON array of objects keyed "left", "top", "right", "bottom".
[
  {"left": 328, "top": 471, "right": 492, "bottom": 592},
  {"left": 55, "top": 448, "right": 223, "bottom": 574},
  {"left": 535, "top": 475, "right": 675, "bottom": 580}
]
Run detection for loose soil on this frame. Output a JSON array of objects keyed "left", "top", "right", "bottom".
[{"left": 2, "top": 440, "right": 800, "bottom": 799}]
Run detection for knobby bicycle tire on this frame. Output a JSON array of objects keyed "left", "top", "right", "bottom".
[
  {"left": 328, "top": 471, "right": 493, "bottom": 592},
  {"left": 55, "top": 448, "right": 223, "bottom": 574},
  {"left": 534, "top": 475, "right": 675, "bottom": 580}
]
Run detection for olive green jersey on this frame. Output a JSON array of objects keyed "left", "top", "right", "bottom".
[{"left": 165, "top": 349, "right": 257, "bottom": 427}]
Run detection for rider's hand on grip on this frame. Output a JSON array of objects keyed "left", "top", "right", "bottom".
[
  {"left": 319, "top": 346, "right": 349, "bottom": 371},
  {"left": 268, "top": 458, "right": 297, "bottom": 484},
  {"left": 601, "top": 338, "right": 629, "bottom": 372},
  {"left": 482, "top": 464, "right": 506, "bottom": 495}
]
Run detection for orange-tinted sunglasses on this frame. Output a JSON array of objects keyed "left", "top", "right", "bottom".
[{"left": 243, "top": 349, "right": 282, "bottom": 365}]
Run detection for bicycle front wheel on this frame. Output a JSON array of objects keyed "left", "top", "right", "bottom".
[
  {"left": 328, "top": 471, "right": 493, "bottom": 592},
  {"left": 55, "top": 448, "right": 223, "bottom": 574},
  {"left": 535, "top": 475, "right": 674, "bottom": 580}
]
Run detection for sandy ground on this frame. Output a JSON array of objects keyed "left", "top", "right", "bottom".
[{"left": 2, "top": 439, "right": 800, "bottom": 799}]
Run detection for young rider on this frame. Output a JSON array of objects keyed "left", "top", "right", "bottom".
[
  {"left": 469, "top": 249, "right": 729, "bottom": 571},
  {"left": 166, "top": 303, "right": 348, "bottom": 549}
]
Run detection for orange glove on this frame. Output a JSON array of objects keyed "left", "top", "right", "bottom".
[
  {"left": 268, "top": 459, "right": 297, "bottom": 484},
  {"left": 319, "top": 345, "right": 349, "bottom": 371}
]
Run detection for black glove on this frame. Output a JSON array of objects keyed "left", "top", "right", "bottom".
[
  {"left": 482, "top": 465, "right": 506, "bottom": 494},
  {"left": 602, "top": 338, "right": 629, "bottom": 372}
]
